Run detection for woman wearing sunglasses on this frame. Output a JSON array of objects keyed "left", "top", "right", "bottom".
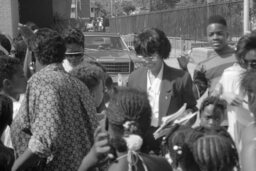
[
  {"left": 62, "top": 28, "right": 85, "bottom": 72},
  {"left": 212, "top": 31, "right": 256, "bottom": 155}
]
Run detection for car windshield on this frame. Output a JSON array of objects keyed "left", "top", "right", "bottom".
[{"left": 84, "top": 36, "right": 128, "bottom": 50}]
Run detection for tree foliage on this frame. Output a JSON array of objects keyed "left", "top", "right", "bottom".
[
  {"left": 150, "top": 0, "right": 241, "bottom": 11},
  {"left": 122, "top": 1, "right": 136, "bottom": 15}
]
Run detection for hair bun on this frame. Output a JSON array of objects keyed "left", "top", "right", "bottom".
[
  {"left": 123, "top": 121, "right": 138, "bottom": 134},
  {"left": 123, "top": 121, "right": 143, "bottom": 151},
  {"left": 123, "top": 134, "right": 143, "bottom": 151}
]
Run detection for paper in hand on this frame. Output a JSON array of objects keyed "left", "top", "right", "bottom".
[
  {"left": 18, "top": 23, "right": 36, "bottom": 50},
  {"left": 153, "top": 104, "right": 198, "bottom": 139},
  {"left": 153, "top": 103, "right": 187, "bottom": 139}
]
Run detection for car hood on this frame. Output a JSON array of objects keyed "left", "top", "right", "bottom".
[{"left": 85, "top": 49, "right": 132, "bottom": 61}]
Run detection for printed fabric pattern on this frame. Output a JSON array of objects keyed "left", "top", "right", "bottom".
[{"left": 11, "top": 63, "right": 98, "bottom": 171}]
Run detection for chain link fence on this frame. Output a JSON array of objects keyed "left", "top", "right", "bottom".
[{"left": 112, "top": 0, "right": 243, "bottom": 57}]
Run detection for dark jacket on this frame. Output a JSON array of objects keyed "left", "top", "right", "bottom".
[{"left": 128, "top": 62, "right": 197, "bottom": 125}]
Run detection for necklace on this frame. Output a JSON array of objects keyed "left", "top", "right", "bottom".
[{"left": 116, "top": 154, "right": 128, "bottom": 161}]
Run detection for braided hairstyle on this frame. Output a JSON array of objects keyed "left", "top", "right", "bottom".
[
  {"left": 192, "top": 126, "right": 239, "bottom": 171},
  {"left": 106, "top": 87, "right": 152, "bottom": 152},
  {"left": 167, "top": 126, "right": 202, "bottom": 171}
]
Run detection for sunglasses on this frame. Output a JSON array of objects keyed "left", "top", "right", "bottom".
[
  {"left": 143, "top": 56, "right": 158, "bottom": 63},
  {"left": 65, "top": 52, "right": 84, "bottom": 58},
  {"left": 241, "top": 59, "right": 256, "bottom": 69}
]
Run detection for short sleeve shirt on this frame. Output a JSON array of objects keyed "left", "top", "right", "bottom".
[{"left": 11, "top": 63, "right": 98, "bottom": 171}]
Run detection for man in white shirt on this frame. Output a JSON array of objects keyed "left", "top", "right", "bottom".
[{"left": 128, "top": 28, "right": 197, "bottom": 154}]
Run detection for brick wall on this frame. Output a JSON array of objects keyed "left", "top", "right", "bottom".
[{"left": 0, "top": 0, "right": 19, "bottom": 38}]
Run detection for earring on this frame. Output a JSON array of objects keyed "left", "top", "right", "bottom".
[{"left": 29, "top": 61, "right": 36, "bottom": 73}]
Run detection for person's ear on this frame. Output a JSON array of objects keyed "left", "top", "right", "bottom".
[
  {"left": 90, "top": 91, "right": 95, "bottom": 98},
  {"left": 175, "top": 166, "right": 183, "bottom": 171},
  {"left": 225, "top": 31, "right": 229, "bottom": 40},
  {"left": 2, "top": 79, "right": 12, "bottom": 89}
]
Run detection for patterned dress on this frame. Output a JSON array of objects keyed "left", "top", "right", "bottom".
[{"left": 11, "top": 63, "right": 98, "bottom": 171}]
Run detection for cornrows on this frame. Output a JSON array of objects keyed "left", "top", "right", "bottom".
[
  {"left": 167, "top": 126, "right": 202, "bottom": 171},
  {"left": 193, "top": 134, "right": 239, "bottom": 171},
  {"left": 106, "top": 87, "right": 152, "bottom": 135},
  {"left": 167, "top": 126, "right": 239, "bottom": 171}
]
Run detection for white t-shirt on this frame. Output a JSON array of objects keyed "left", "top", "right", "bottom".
[{"left": 62, "top": 59, "right": 73, "bottom": 73}]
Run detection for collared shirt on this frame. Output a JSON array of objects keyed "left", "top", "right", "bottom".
[
  {"left": 1, "top": 94, "right": 24, "bottom": 148},
  {"left": 62, "top": 59, "right": 73, "bottom": 72},
  {"left": 195, "top": 45, "right": 236, "bottom": 93},
  {"left": 147, "top": 63, "right": 163, "bottom": 127},
  {"left": 11, "top": 63, "right": 98, "bottom": 171}
]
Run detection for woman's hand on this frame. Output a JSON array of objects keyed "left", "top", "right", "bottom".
[
  {"left": 78, "top": 126, "right": 111, "bottom": 171},
  {"left": 221, "top": 92, "right": 243, "bottom": 106},
  {"left": 93, "top": 126, "right": 111, "bottom": 160},
  {"left": 18, "top": 23, "right": 36, "bottom": 50}
]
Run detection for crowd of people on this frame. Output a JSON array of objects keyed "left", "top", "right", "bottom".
[{"left": 0, "top": 14, "right": 256, "bottom": 171}]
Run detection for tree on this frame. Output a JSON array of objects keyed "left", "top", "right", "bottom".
[
  {"left": 122, "top": 1, "right": 136, "bottom": 15},
  {"left": 91, "top": 0, "right": 111, "bottom": 16},
  {"left": 95, "top": 1, "right": 107, "bottom": 17},
  {"left": 176, "top": 0, "right": 204, "bottom": 7}
]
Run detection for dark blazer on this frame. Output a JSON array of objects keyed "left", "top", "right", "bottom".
[{"left": 128, "top": 62, "right": 197, "bottom": 125}]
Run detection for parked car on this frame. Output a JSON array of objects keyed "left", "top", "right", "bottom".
[{"left": 83, "top": 32, "right": 145, "bottom": 85}]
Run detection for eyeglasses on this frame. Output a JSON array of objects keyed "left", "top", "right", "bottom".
[
  {"left": 241, "top": 59, "right": 256, "bottom": 70},
  {"left": 143, "top": 56, "right": 158, "bottom": 63},
  {"left": 65, "top": 52, "right": 84, "bottom": 58}
]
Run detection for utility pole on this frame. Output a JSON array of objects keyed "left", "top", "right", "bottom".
[
  {"left": 75, "top": 0, "right": 78, "bottom": 19},
  {"left": 110, "top": 0, "right": 113, "bottom": 17},
  {"left": 244, "top": 0, "right": 250, "bottom": 34}
]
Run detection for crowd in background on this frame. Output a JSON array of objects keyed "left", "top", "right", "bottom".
[{"left": 0, "top": 14, "right": 255, "bottom": 171}]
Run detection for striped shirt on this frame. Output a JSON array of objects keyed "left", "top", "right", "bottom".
[{"left": 194, "top": 45, "right": 236, "bottom": 93}]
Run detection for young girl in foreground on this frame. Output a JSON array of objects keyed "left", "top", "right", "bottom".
[{"left": 78, "top": 87, "right": 172, "bottom": 171}]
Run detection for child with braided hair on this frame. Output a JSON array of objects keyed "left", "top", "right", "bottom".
[
  {"left": 78, "top": 87, "right": 173, "bottom": 171},
  {"left": 192, "top": 134, "right": 239, "bottom": 171},
  {"left": 167, "top": 125, "right": 239, "bottom": 171},
  {"left": 167, "top": 126, "right": 202, "bottom": 171},
  {"left": 193, "top": 126, "right": 239, "bottom": 171}
]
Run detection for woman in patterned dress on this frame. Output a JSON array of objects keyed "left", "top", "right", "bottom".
[{"left": 11, "top": 27, "right": 98, "bottom": 171}]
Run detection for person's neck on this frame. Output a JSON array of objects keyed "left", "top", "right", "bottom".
[
  {"left": 149, "top": 62, "right": 163, "bottom": 77},
  {"left": 215, "top": 44, "right": 229, "bottom": 55},
  {"left": 0, "top": 90, "right": 19, "bottom": 101}
]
